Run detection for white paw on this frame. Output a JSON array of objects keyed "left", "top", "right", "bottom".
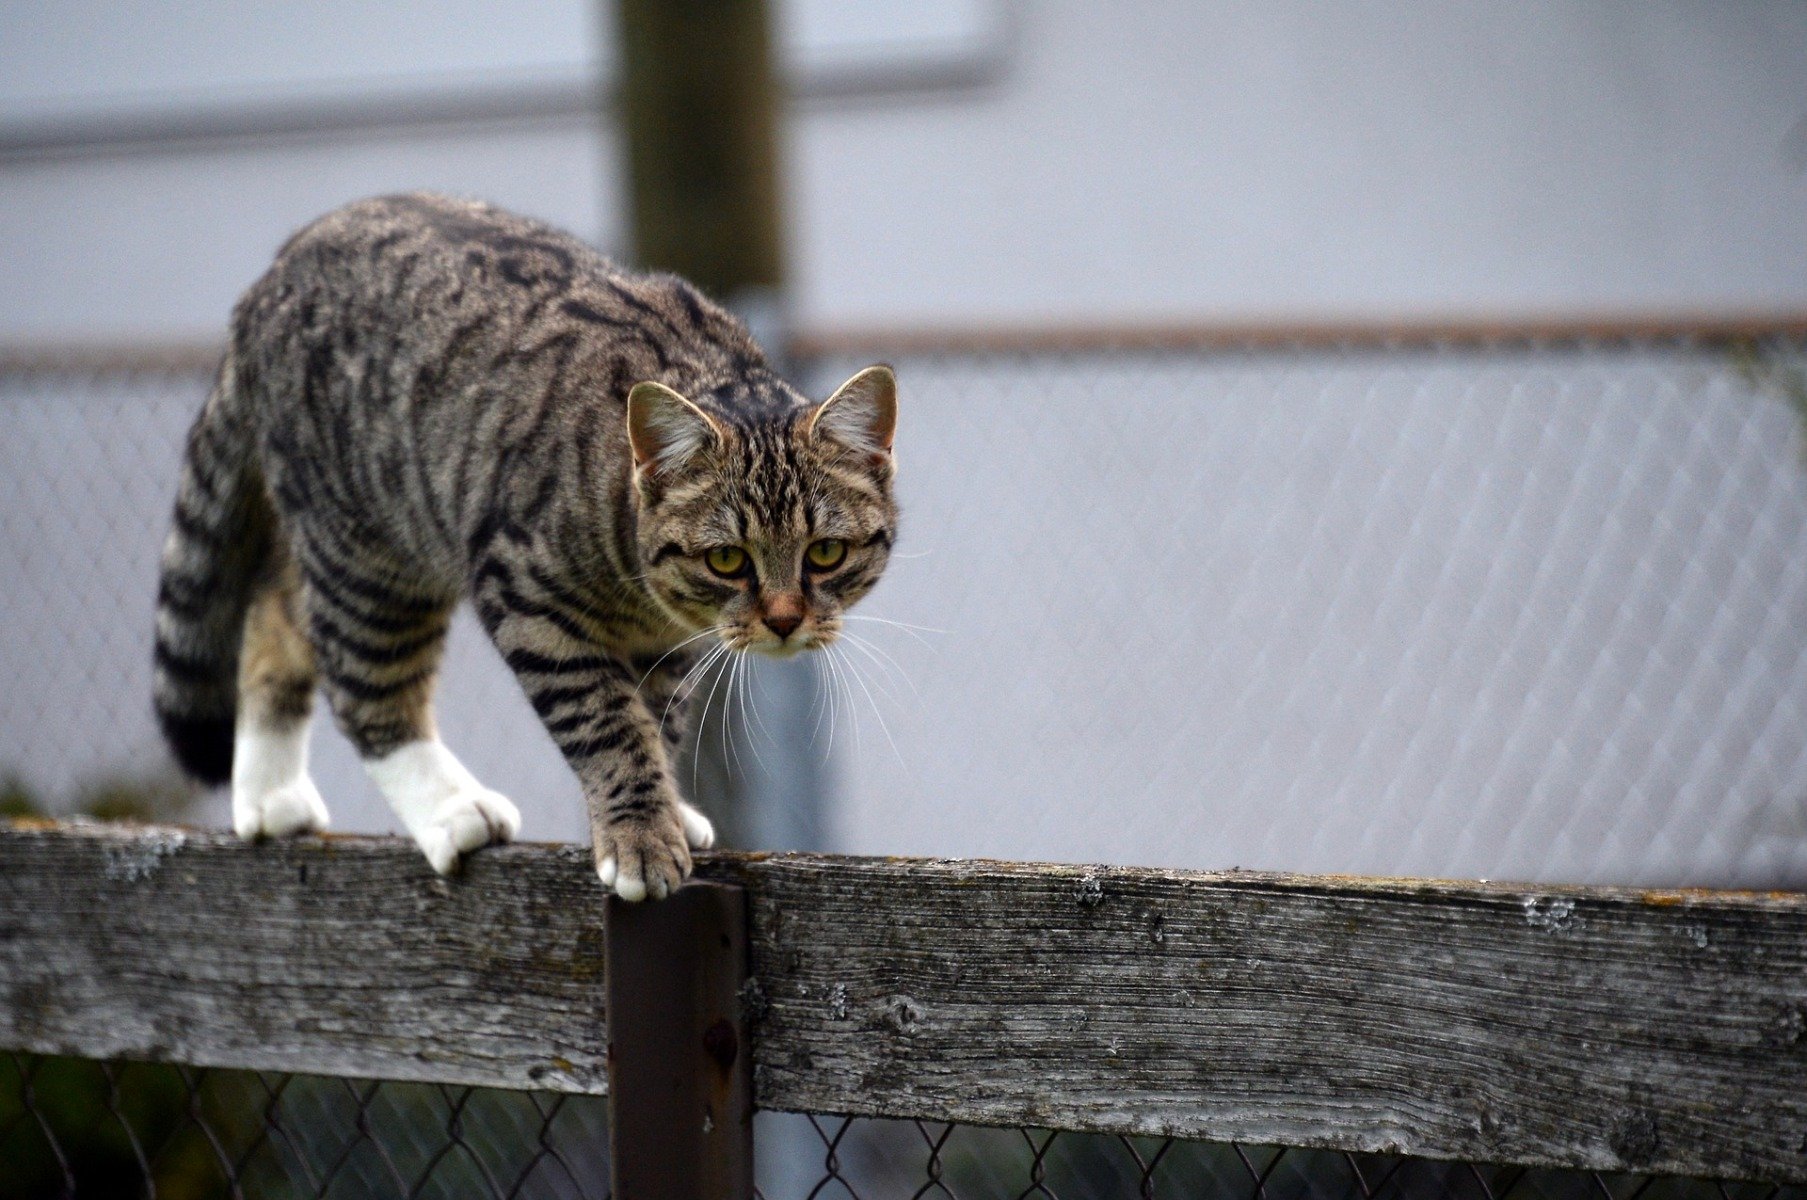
[
  {"left": 233, "top": 777, "right": 330, "bottom": 840},
  {"left": 402, "top": 788, "right": 521, "bottom": 876},
  {"left": 366, "top": 740, "right": 521, "bottom": 876},
  {"left": 596, "top": 812, "right": 691, "bottom": 902},
  {"left": 677, "top": 799, "right": 716, "bottom": 850}
]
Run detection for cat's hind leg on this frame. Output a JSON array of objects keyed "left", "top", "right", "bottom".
[
  {"left": 304, "top": 553, "right": 519, "bottom": 874},
  {"left": 232, "top": 557, "right": 330, "bottom": 838}
]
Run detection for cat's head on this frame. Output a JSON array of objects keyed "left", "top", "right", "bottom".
[{"left": 627, "top": 365, "right": 898, "bottom": 656}]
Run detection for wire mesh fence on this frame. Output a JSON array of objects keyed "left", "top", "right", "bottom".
[
  {"left": 784, "top": 1114, "right": 1806, "bottom": 1200},
  {"left": 4, "top": 335, "right": 1806, "bottom": 885},
  {"left": 794, "top": 336, "right": 1807, "bottom": 888},
  {"left": 4, "top": 333, "right": 1807, "bottom": 1196},
  {"left": 6, "top": 1053, "right": 1804, "bottom": 1200},
  {"left": 0, "top": 1052, "right": 611, "bottom": 1200}
]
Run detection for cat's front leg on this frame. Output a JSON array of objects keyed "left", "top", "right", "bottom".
[
  {"left": 476, "top": 575, "right": 703, "bottom": 899},
  {"left": 559, "top": 662, "right": 690, "bottom": 900},
  {"left": 566, "top": 671, "right": 700, "bottom": 900},
  {"left": 636, "top": 657, "right": 717, "bottom": 854}
]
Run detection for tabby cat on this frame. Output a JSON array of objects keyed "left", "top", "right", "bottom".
[{"left": 152, "top": 193, "right": 898, "bottom": 900}]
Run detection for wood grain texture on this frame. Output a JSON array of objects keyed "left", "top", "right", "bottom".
[
  {"left": 5, "top": 822, "right": 1807, "bottom": 1182},
  {"left": 692, "top": 855, "right": 1807, "bottom": 1185},
  {"left": 0, "top": 821, "right": 611, "bottom": 1093}
]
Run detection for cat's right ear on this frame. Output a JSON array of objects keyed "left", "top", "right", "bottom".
[
  {"left": 627, "top": 382, "right": 722, "bottom": 477},
  {"left": 809, "top": 364, "right": 897, "bottom": 465}
]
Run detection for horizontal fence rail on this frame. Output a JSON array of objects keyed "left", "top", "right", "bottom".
[
  {"left": 4, "top": 820, "right": 1806, "bottom": 1187},
  {"left": 5, "top": 311, "right": 1807, "bottom": 376}
]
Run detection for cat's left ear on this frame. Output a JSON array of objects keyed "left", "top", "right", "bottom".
[
  {"left": 627, "top": 381, "right": 723, "bottom": 476},
  {"left": 809, "top": 364, "right": 896, "bottom": 464}
]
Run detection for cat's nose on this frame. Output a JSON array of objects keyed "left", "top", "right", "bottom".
[{"left": 763, "top": 594, "right": 805, "bottom": 640}]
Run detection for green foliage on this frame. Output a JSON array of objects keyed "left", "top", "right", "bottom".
[
  {"left": 0, "top": 1057, "right": 277, "bottom": 1200},
  {"left": 0, "top": 767, "right": 200, "bottom": 824},
  {"left": 1732, "top": 340, "right": 1807, "bottom": 457},
  {"left": 0, "top": 774, "right": 35, "bottom": 819},
  {"left": 69, "top": 772, "right": 199, "bottom": 823}
]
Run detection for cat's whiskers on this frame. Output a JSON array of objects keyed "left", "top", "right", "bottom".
[
  {"left": 843, "top": 614, "right": 941, "bottom": 632},
  {"left": 820, "top": 648, "right": 847, "bottom": 757},
  {"left": 720, "top": 653, "right": 744, "bottom": 778},
  {"left": 733, "top": 650, "right": 777, "bottom": 768},
  {"left": 672, "top": 641, "right": 729, "bottom": 706},
  {"left": 826, "top": 644, "right": 863, "bottom": 757},
  {"left": 811, "top": 644, "right": 848, "bottom": 756},
  {"left": 806, "top": 652, "right": 833, "bottom": 750},
  {"left": 715, "top": 651, "right": 749, "bottom": 781},
  {"left": 728, "top": 650, "right": 775, "bottom": 777},
  {"left": 634, "top": 624, "right": 729, "bottom": 694},
  {"left": 662, "top": 640, "right": 729, "bottom": 749},
  {"left": 722, "top": 641, "right": 780, "bottom": 782},
  {"left": 830, "top": 642, "right": 906, "bottom": 767},
  {"left": 842, "top": 614, "right": 943, "bottom": 651},
  {"left": 684, "top": 644, "right": 732, "bottom": 795},
  {"left": 691, "top": 640, "right": 765, "bottom": 794},
  {"left": 837, "top": 630, "right": 915, "bottom": 701},
  {"left": 832, "top": 637, "right": 904, "bottom": 707}
]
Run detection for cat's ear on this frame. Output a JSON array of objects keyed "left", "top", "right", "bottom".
[
  {"left": 809, "top": 364, "right": 897, "bottom": 461},
  {"left": 627, "top": 381, "right": 722, "bottom": 475}
]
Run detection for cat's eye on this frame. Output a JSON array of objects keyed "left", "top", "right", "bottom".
[
  {"left": 704, "top": 546, "right": 749, "bottom": 577},
  {"left": 805, "top": 538, "right": 847, "bottom": 570}
]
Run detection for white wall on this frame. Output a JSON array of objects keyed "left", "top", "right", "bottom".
[
  {"left": 0, "top": 0, "right": 1001, "bottom": 339},
  {"left": 2, "top": 2, "right": 1802, "bottom": 341},
  {"left": 790, "top": 2, "right": 1807, "bottom": 329},
  {"left": 0, "top": 125, "right": 615, "bottom": 341}
]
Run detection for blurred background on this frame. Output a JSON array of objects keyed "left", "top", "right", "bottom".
[
  {"left": 4, "top": 2, "right": 1807, "bottom": 889},
  {"left": 5, "top": 4, "right": 1807, "bottom": 1196}
]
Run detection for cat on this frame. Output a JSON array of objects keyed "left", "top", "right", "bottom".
[{"left": 152, "top": 192, "right": 897, "bottom": 900}]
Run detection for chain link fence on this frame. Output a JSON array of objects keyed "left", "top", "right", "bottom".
[
  {"left": 4, "top": 331, "right": 1806, "bottom": 1197},
  {"left": 7, "top": 336, "right": 1807, "bottom": 885},
  {"left": 795, "top": 335, "right": 1807, "bottom": 888},
  {"left": 1, "top": 1053, "right": 608, "bottom": 1199},
  {"left": 9, "top": 1053, "right": 1803, "bottom": 1199}
]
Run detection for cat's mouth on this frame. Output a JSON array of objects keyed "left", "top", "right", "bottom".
[{"left": 725, "top": 623, "right": 836, "bottom": 658}]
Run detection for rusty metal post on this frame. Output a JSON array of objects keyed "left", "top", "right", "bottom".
[{"left": 606, "top": 881, "right": 753, "bottom": 1199}]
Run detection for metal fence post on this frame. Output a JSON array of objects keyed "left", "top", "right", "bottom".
[{"left": 606, "top": 881, "right": 754, "bottom": 1200}]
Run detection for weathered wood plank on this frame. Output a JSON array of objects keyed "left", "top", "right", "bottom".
[
  {"left": 694, "top": 855, "right": 1807, "bottom": 1185},
  {"left": 0, "top": 820, "right": 611, "bottom": 1093},
  {"left": 4, "top": 821, "right": 1807, "bottom": 1182}
]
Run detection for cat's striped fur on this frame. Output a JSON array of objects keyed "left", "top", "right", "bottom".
[{"left": 153, "top": 193, "right": 898, "bottom": 899}]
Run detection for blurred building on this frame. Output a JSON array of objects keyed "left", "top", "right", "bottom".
[{"left": 3, "top": 2, "right": 1807, "bottom": 886}]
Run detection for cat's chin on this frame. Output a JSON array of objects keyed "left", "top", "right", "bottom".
[{"left": 746, "top": 635, "right": 826, "bottom": 660}]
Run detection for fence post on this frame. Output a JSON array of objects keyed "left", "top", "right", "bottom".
[{"left": 606, "top": 881, "right": 754, "bottom": 1200}]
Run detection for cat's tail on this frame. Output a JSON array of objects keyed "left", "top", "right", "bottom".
[{"left": 153, "top": 348, "right": 273, "bottom": 785}]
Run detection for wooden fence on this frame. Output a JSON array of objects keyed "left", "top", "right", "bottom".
[{"left": 3, "top": 819, "right": 1805, "bottom": 1195}]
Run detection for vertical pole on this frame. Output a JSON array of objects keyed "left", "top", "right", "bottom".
[
  {"left": 613, "top": 0, "right": 826, "bottom": 857},
  {"left": 616, "top": 0, "right": 784, "bottom": 302},
  {"left": 609, "top": 11, "right": 817, "bottom": 1177},
  {"left": 606, "top": 882, "right": 753, "bottom": 1199}
]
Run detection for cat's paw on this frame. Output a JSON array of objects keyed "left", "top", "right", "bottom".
[
  {"left": 677, "top": 799, "right": 715, "bottom": 850},
  {"left": 401, "top": 789, "right": 522, "bottom": 876},
  {"left": 595, "top": 814, "right": 692, "bottom": 902},
  {"left": 233, "top": 777, "right": 330, "bottom": 840},
  {"left": 367, "top": 741, "right": 521, "bottom": 875}
]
